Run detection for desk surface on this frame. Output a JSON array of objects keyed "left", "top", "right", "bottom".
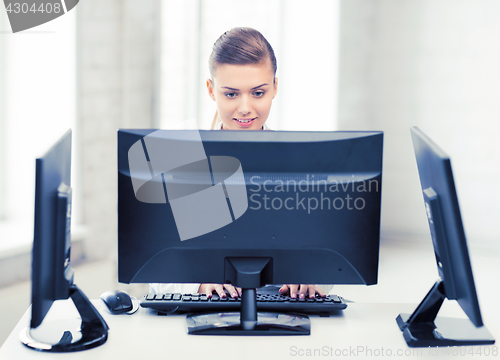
[
  {"left": 2, "top": 241, "right": 499, "bottom": 359},
  {"left": 0, "top": 300, "right": 497, "bottom": 360}
]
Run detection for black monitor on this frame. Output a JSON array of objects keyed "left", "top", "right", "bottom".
[
  {"left": 118, "top": 129, "right": 383, "bottom": 335},
  {"left": 20, "top": 129, "right": 109, "bottom": 352},
  {"left": 396, "top": 127, "right": 495, "bottom": 347}
]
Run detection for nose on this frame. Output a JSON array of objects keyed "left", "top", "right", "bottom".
[{"left": 238, "top": 95, "right": 252, "bottom": 115}]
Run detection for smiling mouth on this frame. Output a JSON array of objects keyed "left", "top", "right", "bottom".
[{"left": 234, "top": 118, "right": 256, "bottom": 123}]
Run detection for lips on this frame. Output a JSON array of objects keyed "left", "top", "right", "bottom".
[{"left": 233, "top": 118, "right": 256, "bottom": 128}]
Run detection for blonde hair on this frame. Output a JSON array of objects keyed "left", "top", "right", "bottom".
[
  {"left": 209, "top": 27, "right": 277, "bottom": 130},
  {"left": 210, "top": 111, "right": 220, "bottom": 130}
]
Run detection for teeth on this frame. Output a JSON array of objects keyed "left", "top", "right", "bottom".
[{"left": 236, "top": 119, "right": 253, "bottom": 123}]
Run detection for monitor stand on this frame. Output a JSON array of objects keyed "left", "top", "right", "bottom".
[
  {"left": 186, "top": 257, "right": 310, "bottom": 335},
  {"left": 396, "top": 280, "right": 495, "bottom": 347},
  {"left": 20, "top": 284, "right": 109, "bottom": 352}
]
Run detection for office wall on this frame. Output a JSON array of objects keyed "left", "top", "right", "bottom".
[
  {"left": 338, "top": 0, "right": 500, "bottom": 248},
  {"left": 77, "top": 0, "right": 161, "bottom": 260}
]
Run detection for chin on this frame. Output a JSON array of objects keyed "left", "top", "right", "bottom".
[{"left": 224, "top": 120, "right": 264, "bottom": 130}]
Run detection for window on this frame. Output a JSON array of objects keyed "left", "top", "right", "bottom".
[
  {"left": 160, "top": 0, "right": 340, "bottom": 131},
  {"left": 0, "top": 9, "right": 77, "bottom": 253}
]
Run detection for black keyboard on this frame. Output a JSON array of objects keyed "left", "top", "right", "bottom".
[{"left": 140, "top": 289, "right": 347, "bottom": 317}]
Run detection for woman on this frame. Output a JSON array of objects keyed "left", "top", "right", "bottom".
[
  {"left": 153, "top": 27, "right": 332, "bottom": 299},
  {"left": 207, "top": 27, "right": 277, "bottom": 131}
]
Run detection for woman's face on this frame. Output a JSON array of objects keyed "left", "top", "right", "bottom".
[{"left": 207, "top": 60, "right": 278, "bottom": 130}]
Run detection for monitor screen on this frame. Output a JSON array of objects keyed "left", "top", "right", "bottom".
[
  {"left": 118, "top": 130, "right": 383, "bottom": 288},
  {"left": 118, "top": 129, "right": 383, "bottom": 335},
  {"left": 412, "top": 126, "right": 482, "bottom": 324},
  {"left": 396, "top": 127, "right": 495, "bottom": 347},
  {"left": 31, "top": 129, "right": 74, "bottom": 329}
]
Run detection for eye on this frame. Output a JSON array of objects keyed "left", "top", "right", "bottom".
[
  {"left": 225, "top": 92, "right": 237, "bottom": 98},
  {"left": 254, "top": 91, "right": 265, "bottom": 97}
]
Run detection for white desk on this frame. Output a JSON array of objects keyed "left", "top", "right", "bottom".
[
  {"left": 2, "top": 241, "right": 499, "bottom": 359},
  {"left": 0, "top": 299, "right": 497, "bottom": 360}
]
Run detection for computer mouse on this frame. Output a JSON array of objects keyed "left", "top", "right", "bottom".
[{"left": 100, "top": 290, "right": 134, "bottom": 314}]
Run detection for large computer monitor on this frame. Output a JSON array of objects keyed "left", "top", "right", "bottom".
[
  {"left": 118, "top": 129, "right": 383, "bottom": 334},
  {"left": 20, "top": 130, "right": 109, "bottom": 352},
  {"left": 396, "top": 127, "right": 495, "bottom": 347}
]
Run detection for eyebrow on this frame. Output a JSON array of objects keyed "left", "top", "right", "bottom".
[{"left": 221, "top": 84, "right": 269, "bottom": 91}]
